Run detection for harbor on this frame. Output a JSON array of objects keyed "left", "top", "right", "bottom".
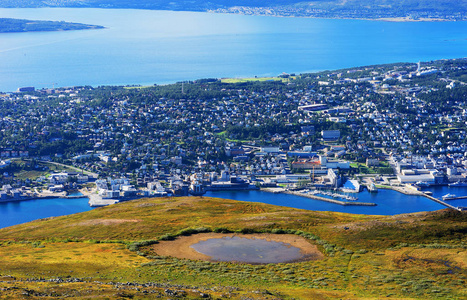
[
  {"left": 261, "top": 183, "right": 465, "bottom": 210},
  {"left": 1, "top": 183, "right": 466, "bottom": 229}
]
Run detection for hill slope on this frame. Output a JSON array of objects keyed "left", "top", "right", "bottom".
[{"left": 0, "top": 196, "right": 466, "bottom": 299}]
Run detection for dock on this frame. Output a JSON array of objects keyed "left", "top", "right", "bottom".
[
  {"left": 443, "top": 195, "right": 467, "bottom": 200},
  {"left": 65, "top": 195, "right": 87, "bottom": 199},
  {"left": 422, "top": 194, "right": 462, "bottom": 211},
  {"left": 285, "top": 191, "right": 376, "bottom": 206}
]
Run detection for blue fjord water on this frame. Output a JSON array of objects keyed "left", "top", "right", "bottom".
[
  {"left": 0, "top": 197, "right": 92, "bottom": 229},
  {"left": 1, "top": 8, "right": 467, "bottom": 91},
  {"left": 205, "top": 189, "right": 450, "bottom": 215}
]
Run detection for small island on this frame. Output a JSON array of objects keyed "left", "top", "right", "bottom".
[{"left": 0, "top": 18, "right": 104, "bottom": 33}]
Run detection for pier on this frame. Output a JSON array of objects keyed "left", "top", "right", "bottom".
[
  {"left": 285, "top": 190, "right": 376, "bottom": 206},
  {"left": 442, "top": 195, "right": 467, "bottom": 200},
  {"left": 375, "top": 184, "right": 464, "bottom": 212},
  {"left": 65, "top": 195, "right": 87, "bottom": 199},
  {"left": 422, "top": 194, "right": 462, "bottom": 211}
]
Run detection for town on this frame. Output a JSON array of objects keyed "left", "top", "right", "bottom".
[{"left": 1, "top": 58, "right": 467, "bottom": 209}]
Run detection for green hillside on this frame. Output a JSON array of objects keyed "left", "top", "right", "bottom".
[{"left": 0, "top": 196, "right": 466, "bottom": 299}]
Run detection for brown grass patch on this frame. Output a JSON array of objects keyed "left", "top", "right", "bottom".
[{"left": 71, "top": 219, "right": 142, "bottom": 226}]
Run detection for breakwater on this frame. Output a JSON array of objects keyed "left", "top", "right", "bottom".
[
  {"left": 422, "top": 194, "right": 461, "bottom": 211},
  {"left": 285, "top": 191, "right": 376, "bottom": 206},
  {"left": 376, "top": 184, "right": 462, "bottom": 212}
]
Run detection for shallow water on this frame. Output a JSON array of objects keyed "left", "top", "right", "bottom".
[{"left": 190, "top": 236, "right": 306, "bottom": 263}]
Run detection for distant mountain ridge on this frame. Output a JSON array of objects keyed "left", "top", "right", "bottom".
[{"left": 1, "top": 0, "right": 467, "bottom": 20}]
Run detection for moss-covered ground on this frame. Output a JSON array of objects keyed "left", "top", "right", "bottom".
[{"left": 0, "top": 196, "right": 465, "bottom": 299}]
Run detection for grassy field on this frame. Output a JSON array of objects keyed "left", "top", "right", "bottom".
[
  {"left": 0, "top": 196, "right": 465, "bottom": 299},
  {"left": 9, "top": 159, "right": 81, "bottom": 181}
]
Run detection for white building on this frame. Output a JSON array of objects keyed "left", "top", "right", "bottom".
[{"left": 260, "top": 146, "right": 280, "bottom": 153}]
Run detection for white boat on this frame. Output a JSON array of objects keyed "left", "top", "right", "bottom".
[
  {"left": 442, "top": 193, "right": 457, "bottom": 200},
  {"left": 448, "top": 181, "right": 467, "bottom": 187}
]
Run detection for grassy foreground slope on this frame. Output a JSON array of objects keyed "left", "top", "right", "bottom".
[{"left": 0, "top": 196, "right": 466, "bottom": 299}]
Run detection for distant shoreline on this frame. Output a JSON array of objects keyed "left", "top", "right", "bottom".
[
  {"left": 207, "top": 10, "right": 452, "bottom": 22},
  {"left": 0, "top": 6, "right": 457, "bottom": 23},
  {"left": 0, "top": 17, "right": 105, "bottom": 34}
]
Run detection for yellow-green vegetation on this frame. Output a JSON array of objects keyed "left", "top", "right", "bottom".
[
  {"left": 0, "top": 196, "right": 466, "bottom": 299},
  {"left": 350, "top": 162, "right": 393, "bottom": 175},
  {"left": 221, "top": 76, "right": 295, "bottom": 83},
  {"left": 13, "top": 169, "right": 45, "bottom": 181},
  {"left": 9, "top": 159, "right": 80, "bottom": 181}
]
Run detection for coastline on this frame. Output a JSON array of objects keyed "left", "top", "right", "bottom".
[
  {"left": 0, "top": 6, "right": 455, "bottom": 23},
  {"left": 0, "top": 187, "right": 93, "bottom": 204},
  {"left": 207, "top": 9, "right": 454, "bottom": 22}
]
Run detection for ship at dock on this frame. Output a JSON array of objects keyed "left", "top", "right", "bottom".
[
  {"left": 415, "top": 181, "right": 431, "bottom": 187},
  {"left": 442, "top": 193, "right": 457, "bottom": 200},
  {"left": 448, "top": 181, "right": 467, "bottom": 187},
  {"left": 208, "top": 171, "right": 258, "bottom": 191}
]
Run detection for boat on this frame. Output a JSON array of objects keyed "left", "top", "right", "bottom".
[
  {"left": 209, "top": 176, "right": 257, "bottom": 191},
  {"left": 416, "top": 181, "right": 430, "bottom": 187},
  {"left": 315, "top": 190, "right": 358, "bottom": 201},
  {"left": 448, "top": 181, "right": 467, "bottom": 187},
  {"left": 442, "top": 193, "right": 457, "bottom": 200}
]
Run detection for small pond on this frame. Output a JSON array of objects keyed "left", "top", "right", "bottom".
[{"left": 190, "top": 236, "right": 305, "bottom": 264}]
